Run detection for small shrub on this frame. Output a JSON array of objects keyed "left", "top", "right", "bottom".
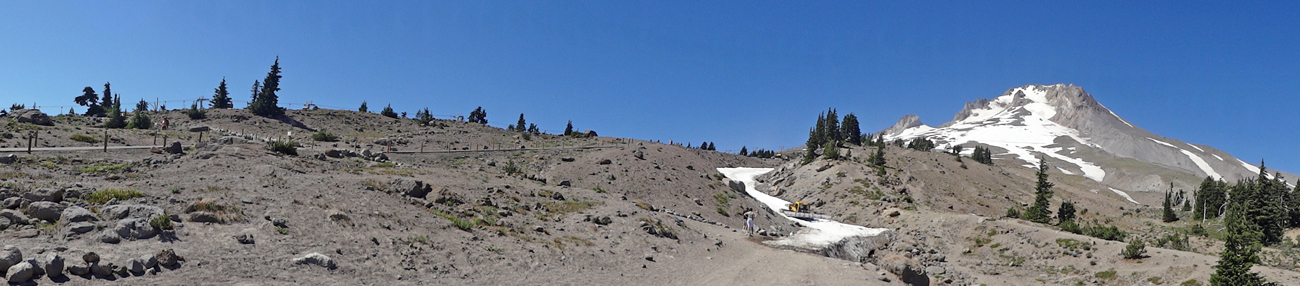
[
  {"left": 70, "top": 134, "right": 99, "bottom": 144},
  {"left": 268, "top": 140, "right": 298, "bottom": 156},
  {"left": 39, "top": 162, "right": 57, "bottom": 169},
  {"left": 1005, "top": 207, "right": 1021, "bottom": 219},
  {"left": 1121, "top": 238, "right": 1146, "bottom": 259},
  {"left": 716, "top": 206, "right": 730, "bottom": 217},
  {"left": 503, "top": 160, "right": 522, "bottom": 176},
  {"left": 85, "top": 189, "right": 144, "bottom": 204},
  {"left": 1095, "top": 270, "right": 1118, "bottom": 280},
  {"left": 311, "top": 130, "right": 338, "bottom": 142},
  {"left": 1059, "top": 220, "right": 1082, "bottom": 234},
  {"left": 276, "top": 227, "right": 288, "bottom": 235},
  {"left": 1084, "top": 224, "right": 1127, "bottom": 241},
  {"left": 186, "top": 103, "right": 206, "bottom": 119},
  {"left": 150, "top": 215, "right": 174, "bottom": 230},
  {"left": 1180, "top": 279, "right": 1202, "bottom": 286}
]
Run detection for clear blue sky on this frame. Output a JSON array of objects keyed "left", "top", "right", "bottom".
[{"left": 3, "top": 1, "right": 1298, "bottom": 173}]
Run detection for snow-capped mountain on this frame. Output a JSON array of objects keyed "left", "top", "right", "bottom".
[{"left": 879, "top": 84, "right": 1292, "bottom": 193}]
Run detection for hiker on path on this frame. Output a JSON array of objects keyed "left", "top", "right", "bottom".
[{"left": 743, "top": 209, "right": 755, "bottom": 236}]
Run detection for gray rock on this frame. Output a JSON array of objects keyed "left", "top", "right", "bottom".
[
  {"left": 61, "top": 205, "right": 98, "bottom": 223},
  {"left": 189, "top": 211, "right": 221, "bottom": 223},
  {"left": 270, "top": 217, "right": 288, "bottom": 228},
  {"left": 325, "top": 149, "right": 345, "bottom": 158},
  {"left": 100, "top": 204, "right": 164, "bottom": 220},
  {"left": 390, "top": 177, "right": 433, "bottom": 198},
  {"left": 0, "top": 217, "right": 8, "bottom": 231},
  {"left": 67, "top": 263, "right": 89, "bottom": 276},
  {"left": 234, "top": 232, "right": 255, "bottom": 244},
  {"left": 164, "top": 141, "right": 183, "bottom": 154},
  {"left": 25, "top": 201, "right": 65, "bottom": 221},
  {"left": 23, "top": 258, "right": 44, "bottom": 277},
  {"left": 0, "top": 209, "right": 29, "bottom": 224},
  {"left": 12, "top": 109, "right": 53, "bottom": 126},
  {"left": 926, "top": 266, "right": 945, "bottom": 275},
  {"left": 291, "top": 252, "right": 336, "bottom": 269},
  {"left": 42, "top": 252, "right": 64, "bottom": 278},
  {"left": 0, "top": 245, "right": 21, "bottom": 272},
  {"left": 129, "top": 257, "right": 146, "bottom": 275},
  {"left": 878, "top": 254, "right": 928, "bottom": 286},
  {"left": 557, "top": 180, "right": 571, "bottom": 187},
  {"left": 0, "top": 154, "right": 15, "bottom": 165},
  {"left": 2, "top": 197, "right": 20, "bottom": 209},
  {"left": 112, "top": 263, "right": 129, "bottom": 277},
  {"left": 139, "top": 254, "right": 157, "bottom": 269},
  {"left": 6, "top": 261, "right": 34, "bottom": 283},
  {"left": 155, "top": 249, "right": 180, "bottom": 267},
  {"left": 82, "top": 252, "right": 99, "bottom": 264},
  {"left": 550, "top": 191, "right": 565, "bottom": 200},
  {"left": 21, "top": 188, "right": 64, "bottom": 202},
  {"left": 114, "top": 218, "right": 158, "bottom": 239},
  {"left": 98, "top": 229, "right": 122, "bottom": 244},
  {"left": 90, "top": 262, "right": 113, "bottom": 277},
  {"left": 594, "top": 216, "right": 612, "bottom": 225},
  {"left": 597, "top": 159, "right": 612, "bottom": 165},
  {"left": 188, "top": 125, "right": 210, "bottom": 132}
]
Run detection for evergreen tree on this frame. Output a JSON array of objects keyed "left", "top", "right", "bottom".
[
  {"left": 414, "top": 107, "right": 434, "bottom": 125},
  {"left": 1193, "top": 176, "right": 1228, "bottom": 220},
  {"left": 1210, "top": 201, "right": 1267, "bottom": 286},
  {"left": 468, "top": 107, "right": 488, "bottom": 124},
  {"left": 515, "top": 114, "right": 527, "bottom": 132},
  {"left": 211, "top": 78, "right": 233, "bottom": 109},
  {"left": 358, "top": 101, "right": 368, "bottom": 113},
  {"left": 822, "top": 143, "right": 840, "bottom": 160},
  {"left": 1058, "top": 200, "right": 1076, "bottom": 224},
  {"left": 75, "top": 86, "right": 104, "bottom": 116},
  {"left": 808, "top": 112, "right": 826, "bottom": 151},
  {"left": 527, "top": 123, "right": 539, "bottom": 134},
  {"left": 739, "top": 146, "right": 748, "bottom": 156},
  {"left": 870, "top": 145, "right": 886, "bottom": 166},
  {"left": 101, "top": 82, "right": 113, "bottom": 111},
  {"left": 564, "top": 120, "right": 574, "bottom": 135},
  {"left": 1023, "top": 157, "right": 1054, "bottom": 224},
  {"left": 825, "top": 108, "right": 840, "bottom": 143},
  {"left": 104, "top": 95, "right": 125, "bottom": 129},
  {"left": 247, "top": 57, "right": 284, "bottom": 117},
  {"left": 841, "top": 113, "right": 861, "bottom": 145},
  {"left": 380, "top": 104, "right": 397, "bottom": 118},
  {"left": 126, "top": 99, "right": 152, "bottom": 129},
  {"left": 1163, "top": 185, "right": 1179, "bottom": 223}
]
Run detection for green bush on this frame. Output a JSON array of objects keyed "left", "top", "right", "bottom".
[
  {"left": 1005, "top": 207, "right": 1021, "bottom": 219},
  {"left": 1059, "top": 220, "right": 1082, "bottom": 234},
  {"left": 186, "top": 103, "right": 206, "bottom": 119},
  {"left": 150, "top": 215, "right": 174, "bottom": 230},
  {"left": 70, "top": 134, "right": 99, "bottom": 144},
  {"left": 311, "top": 130, "right": 338, "bottom": 142},
  {"left": 1084, "top": 224, "right": 1127, "bottom": 241},
  {"left": 1121, "top": 238, "right": 1146, "bottom": 259},
  {"left": 85, "top": 189, "right": 145, "bottom": 204},
  {"left": 268, "top": 140, "right": 298, "bottom": 156}
]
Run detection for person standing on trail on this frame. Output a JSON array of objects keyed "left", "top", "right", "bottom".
[{"left": 743, "top": 208, "right": 755, "bottom": 236}]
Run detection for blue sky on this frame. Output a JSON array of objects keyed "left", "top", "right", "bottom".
[{"left": 2, "top": 1, "right": 1299, "bottom": 173}]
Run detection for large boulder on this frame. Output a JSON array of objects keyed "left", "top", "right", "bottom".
[
  {"left": 188, "top": 211, "right": 221, "bottom": 223},
  {"left": 0, "top": 210, "right": 28, "bottom": 225},
  {"left": 0, "top": 154, "right": 15, "bottom": 165},
  {"left": 41, "top": 252, "right": 64, "bottom": 278},
  {"left": 25, "top": 201, "right": 66, "bottom": 222},
  {"left": 0, "top": 245, "right": 21, "bottom": 272},
  {"left": 98, "top": 230, "right": 122, "bottom": 244},
  {"left": 12, "top": 109, "right": 53, "bottom": 126},
  {"left": 21, "top": 188, "right": 64, "bottom": 202},
  {"left": 390, "top": 178, "right": 433, "bottom": 198},
  {"left": 114, "top": 218, "right": 158, "bottom": 239},
  {"left": 101, "top": 204, "right": 163, "bottom": 220},
  {"left": 822, "top": 232, "right": 895, "bottom": 263},
  {"left": 187, "top": 125, "right": 210, "bottom": 132},
  {"left": 65, "top": 221, "right": 96, "bottom": 234},
  {"left": 61, "top": 205, "right": 99, "bottom": 223},
  {"left": 6, "top": 261, "right": 35, "bottom": 283},
  {"left": 155, "top": 249, "right": 180, "bottom": 268},
  {"left": 164, "top": 141, "right": 183, "bottom": 154},
  {"left": 878, "top": 254, "right": 928, "bottom": 286},
  {"left": 291, "top": 252, "right": 336, "bottom": 269}
]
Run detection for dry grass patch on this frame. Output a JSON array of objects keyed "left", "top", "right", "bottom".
[
  {"left": 185, "top": 198, "right": 246, "bottom": 222},
  {"left": 85, "top": 189, "right": 144, "bottom": 204}
]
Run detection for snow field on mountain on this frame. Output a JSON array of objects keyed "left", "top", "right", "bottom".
[{"left": 717, "top": 167, "right": 889, "bottom": 249}]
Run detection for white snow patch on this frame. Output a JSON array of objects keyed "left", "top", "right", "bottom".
[
  {"left": 1108, "top": 188, "right": 1140, "bottom": 205},
  {"left": 1186, "top": 144, "right": 1205, "bottom": 152},
  {"left": 1212, "top": 154, "right": 1224, "bottom": 161},
  {"left": 1147, "top": 138, "right": 1176, "bottom": 148},
  {"left": 1108, "top": 109, "right": 1136, "bottom": 129},
  {"left": 1058, "top": 167, "right": 1075, "bottom": 175},
  {"left": 717, "top": 168, "right": 889, "bottom": 248},
  {"left": 1238, "top": 159, "right": 1263, "bottom": 175},
  {"left": 1180, "top": 149, "right": 1221, "bottom": 180},
  {"left": 884, "top": 86, "right": 1106, "bottom": 182}
]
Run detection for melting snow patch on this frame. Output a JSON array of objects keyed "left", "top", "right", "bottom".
[
  {"left": 1108, "top": 188, "right": 1140, "bottom": 205},
  {"left": 1186, "top": 144, "right": 1205, "bottom": 152},
  {"left": 717, "top": 167, "right": 889, "bottom": 249},
  {"left": 1147, "top": 138, "right": 1176, "bottom": 148},
  {"left": 1212, "top": 154, "right": 1224, "bottom": 161},
  {"left": 1180, "top": 149, "right": 1221, "bottom": 180}
]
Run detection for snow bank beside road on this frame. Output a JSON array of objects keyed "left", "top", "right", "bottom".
[{"left": 718, "top": 167, "right": 889, "bottom": 249}]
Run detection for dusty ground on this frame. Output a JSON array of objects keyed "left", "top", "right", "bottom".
[{"left": 1, "top": 108, "right": 1298, "bottom": 285}]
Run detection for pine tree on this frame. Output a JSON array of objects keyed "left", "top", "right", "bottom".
[
  {"left": 1211, "top": 201, "right": 1266, "bottom": 286},
  {"left": 825, "top": 108, "right": 840, "bottom": 143},
  {"left": 515, "top": 114, "right": 527, "bottom": 132},
  {"left": 527, "top": 123, "right": 539, "bottom": 134},
  {"left": 414, "top": 107, "right": 433, "bottom": 125},
  {"left": 358, "top": 101, "right": 368, "bottom": 113},
  {"left": 1163, "top": 185, "right": 1179, "bottom": 223},
  {"left": 822, "top": 143, "right": 840, "bottom": 160},
  {"left": 380, "top": 104, "right": 397, "bottom": 118},
  {"left": 870, "top": 145, "right": 886, "bottom": 166},
  {"left": 1193, "top": 176, "right": 1228, "bottom": 220},
  {"left": 211, "top": 78, "right": 233, "bottom": 109},
  {"left": 842, "top": 113, "right": 861, "bottom": 145},
  {"left": 104, "top": 95, "right": 125, "bottom": 129},
  {"left": 75, "top": 86, "right": 104, "bottom": 116},
  {"left": 739, "top": 146, "right": 748, "bottom": 156},
  {"left": 126, "top": 99, "right": 152, "bottom": 129},
  {"left": 564, "top": 120, "right": 574, "bottom": 135},
  {"left": 101, "top": 82, "right": 113, "bottom": 111},
  {"left": 468, "top": 107, "right": 487, "bottom": 124},
  {"left": 1058, "top": 200, "right": 1076, "bottom": 224},
  {"left": 247, "top": 57, "right": 284, "bottom": 117},
  {"left": 1023, "top": 157, "right": 1054, "bottom": 224}
]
